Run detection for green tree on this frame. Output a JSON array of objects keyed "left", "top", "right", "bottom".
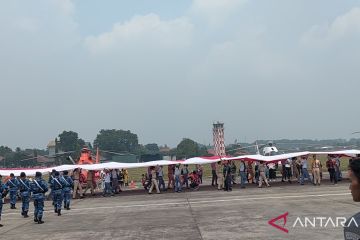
[
  {"left": 94, "top": 129, "right": 140, "bottom": 154},
  {"left": 144, "top": 143, "right": 160, "bottom": 154},
  {"left": 6, "top": 148, "right": 28, "bottom": 168},
  {"left": 56, "top": 131, "right": 85, "bottom": 164},
  {"left": 0, "top": 146, "right": 12, "bottom": 156},
  {"left": 176, "top": 138, "right": 204, "bottom": 159},
  {"left": 199, "top": 146, "right": 210, "bottom": 156},
  {"left": 58, "top": 131, "right": 85, "bottom": 152}
]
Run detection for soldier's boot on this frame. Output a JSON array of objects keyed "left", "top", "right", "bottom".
[
  {"left": 57, "top": 209, "right": 61, "bottom": 216},
  {"left": 0, "top": 224, "right": 3, "bottom": 227},
  {"left": 34, "top": 217, "right": 38, "bottom": 223},
  {"left": 66, "top": 204, "right": 70, "bottom": 210},
  {"left": 10, "top": 204, "right": 15, "bottom": 209},
  {"left": 54, "top": 208, "right": 57, "bottom": 213},
  {"left": 24, "top": 211, "right": 29, "bottom": 218},
  {"left": 21, "top": 211, "right": 24, "bottom": 216},
  {"left": 37, "top": 218, "right": 44, "bottom": 224}
]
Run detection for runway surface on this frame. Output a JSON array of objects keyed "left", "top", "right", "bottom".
[{"left": 0, "top": 180, "right": 356, "bottom": 240}]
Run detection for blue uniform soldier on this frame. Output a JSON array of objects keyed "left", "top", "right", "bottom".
[
  {"left": 0, "top": 174, "right": 8, "bottom": 227},
  {"left": 51, "top": 171, "right": 64, "bottom": 216},
  {"left": 48, "top": 169, "right": 56, "bottom": 205},
  {"left": 18, "top": 172, "right": 31, "bottom": 218},
  {"left": 61, "top": 170, "right": 73, "bottom": 210},
  {"left": 30, "top": 172, "right": 48, "bottom": 224},
  {"left": 5, "top": 173, "right": 19, "bottom": 209}
]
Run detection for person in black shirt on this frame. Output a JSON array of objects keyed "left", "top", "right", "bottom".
[{"left": 223, "top": 161, "right": 232, "bottom": 192}]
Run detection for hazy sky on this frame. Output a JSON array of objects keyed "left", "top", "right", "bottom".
[{"left": 1, "top": 0, "right": 360, "bottom": 149}]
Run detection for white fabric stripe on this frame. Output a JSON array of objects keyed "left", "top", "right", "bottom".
[{"left": 0, "top": 149, "right": 359, "bottom": 176}]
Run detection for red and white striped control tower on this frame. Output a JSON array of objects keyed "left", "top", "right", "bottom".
[{"left": 213, "top": 122, "right": 226, "bottom": 157}]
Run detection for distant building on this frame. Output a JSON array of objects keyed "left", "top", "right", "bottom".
[
  {"left": 213, "top": 122, "right": 226, "bottom": 157},
  {"left": 159, "top": 145, "right": 177, "bottom": 160},
  {"left": 159, "top": 145, "right": 171, "bottom": 154},
  {"left": 47, "top": 140, "right": 56, "bottom": 157}
]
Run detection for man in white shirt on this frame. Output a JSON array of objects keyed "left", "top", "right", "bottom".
[{"left": 103, "top": 169, "right": 112, "bottom": 197}]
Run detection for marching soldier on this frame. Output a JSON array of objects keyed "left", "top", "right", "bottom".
[
  {"left": 18, "top": 172, "right": 31, "bottom": 218},
  {"left": 5, "top": 173, "right": 19, "bottom": 209},
  {"left": 51, "top": 171, "right": 64, "bottom": 216},
  {"left": 48, "top": 169, "right": 56, "bottom": 205},
  {"left": 0, "top": 174, "right": 8, "bottom": 227},
  {"left": 61, "top": 171, "right": 73, "bottom": 210},
  {"left": 30, "top": 172, "right": 48, "bottom": 224}
]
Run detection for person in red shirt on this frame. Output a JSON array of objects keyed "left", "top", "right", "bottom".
[{"left": 188, "top": 170, "right": 200, "bottom": 191}]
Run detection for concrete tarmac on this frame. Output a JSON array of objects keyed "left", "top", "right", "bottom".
[{"left": 0, "top": 180, "right": 356, "bottom": 240}]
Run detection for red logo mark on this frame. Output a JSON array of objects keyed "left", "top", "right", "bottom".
[{"left": 268, "top": 212, "right": 289, "bottom": 233}]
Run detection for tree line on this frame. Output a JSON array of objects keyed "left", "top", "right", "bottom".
[
  {"left": 0, "top": 129, "right": 210, "bottom": 167},
  {"left": 2, "top": 131, "right": 360, "bottom": 168}
]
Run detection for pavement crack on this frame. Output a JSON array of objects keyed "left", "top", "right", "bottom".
[{"left": 185, "top": 192, "right": 204, "bottom": 240}]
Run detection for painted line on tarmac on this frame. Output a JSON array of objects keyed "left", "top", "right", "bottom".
[
  {"left": 185, "top": 189, "right": 349, "bottom": 202},
  {"left": 189, "top": 192, "right": 351, "bottom": 205},
  {"left": 2, "top": 192, "right": 351, "bottom": 217}
]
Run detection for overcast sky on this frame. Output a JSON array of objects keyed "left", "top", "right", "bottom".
[{"left": 1, "top": 0, "right": 360, "bottom": 149}]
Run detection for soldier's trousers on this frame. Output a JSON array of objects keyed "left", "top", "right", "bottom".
[
  {"left": 20, "top": 192, "right": 30, "bottom": 213},
  {"left": 313, "top": 168, "right": 321, "bottom": 185},
  {"left": 63, "top": 189, "right": 71, "bottom": 207},
  {"left": 9, "top": 190, "right": 17, "bottom": 205},
  {"left": 149, "top": 179, "right": 160, "bottom": 193},
  {"left": 218, "top": 175, "right": 224, "bottom": 190},
  {"left": 225, "top": 176, "right": 232, "bottom": 191},
  {"left": 73, "top": 180, "right": 83, "bottom": 198},
  {"left": 259, "top": 172, "right": 270, "bottom": 187},
  {"left": 33, "top": 197, "right": 44, "bottom": 219},
  {"left": 53, "top": 190, "right": 63, "bottom": 211}
]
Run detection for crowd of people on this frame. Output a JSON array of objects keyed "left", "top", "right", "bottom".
[
  {"left": 0, "top": 154, "right": 353, "bottom": 227},
  {"left": 142, "top": 165, "right": 203, "bottom": 193},
  {"left": 207, "top": 154, "right": 345, "bottom": 190},
  {"left": 139, "top": 154, "right": 344, "bottom": 194}
]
